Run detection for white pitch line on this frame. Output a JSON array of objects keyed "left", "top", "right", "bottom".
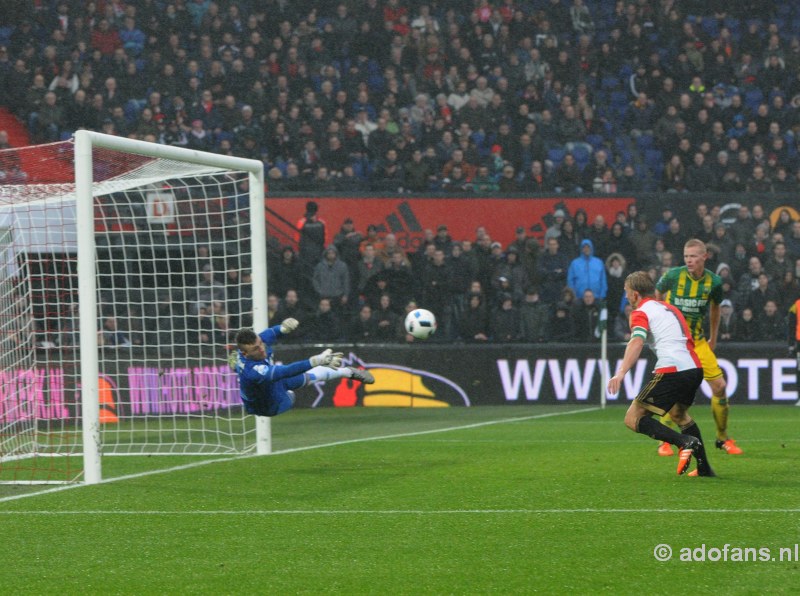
[
  {"left": 1, "top": 508, "right": 800, "bottom": 515},
  {"left": 269, "top": 406, "right": 602, "bottom": 456},
  {"left": 0, "top": 407, "right": 599, "bottom": 505},
  {"left": 384, "top": 437, "right": 800, "bottom": 444}
]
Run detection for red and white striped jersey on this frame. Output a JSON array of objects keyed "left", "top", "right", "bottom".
[{"left": 629, "top": 297, "right": 702, "bottom": 373}]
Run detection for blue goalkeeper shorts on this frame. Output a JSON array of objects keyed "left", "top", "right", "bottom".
[{"left": 244, "top": 374, "right": 305, "bottom": 417}]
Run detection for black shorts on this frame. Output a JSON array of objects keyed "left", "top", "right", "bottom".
[{"left": 634, "top": 368, "right": 703, "bottom": 417}]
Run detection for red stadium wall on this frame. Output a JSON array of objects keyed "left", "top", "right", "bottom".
[{"left": 266, "top": 196, "right": 635, "bottom": 249}]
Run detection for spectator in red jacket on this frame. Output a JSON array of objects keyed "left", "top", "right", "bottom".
[{"left": 90, "top": 19, "right": 122, "bottom": 57}]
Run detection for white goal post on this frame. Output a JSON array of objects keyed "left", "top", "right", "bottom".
[{"left": 0, "top": 131, "right": 270, "bottom": 484}]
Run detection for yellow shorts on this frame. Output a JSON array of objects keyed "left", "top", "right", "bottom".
[{"left": 693, "top": 338, "right": 724, "bottom": 381}]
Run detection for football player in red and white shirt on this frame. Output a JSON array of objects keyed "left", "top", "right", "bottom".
[{"left": 607, "top": 271, "right": 715, "bottom": 477}]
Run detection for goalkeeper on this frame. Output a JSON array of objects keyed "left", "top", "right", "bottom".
[{"left": 233, "top": 318, "right": 374, "bottom": 417}]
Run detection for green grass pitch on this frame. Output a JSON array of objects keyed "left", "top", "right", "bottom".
[{"left": 1, "top": 405, "right": 799, "bottom": 594}]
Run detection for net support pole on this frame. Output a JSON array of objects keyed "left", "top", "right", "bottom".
[
  {"left": 75, "top": 130, "right": 102, "bottom": 484},
  {"left": 248, "top": 169, "right": 271, "bottom": 455}
]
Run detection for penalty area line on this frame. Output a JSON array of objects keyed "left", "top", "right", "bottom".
[{"left": 0, "top": 407, "right": 599, "bottom": 505}]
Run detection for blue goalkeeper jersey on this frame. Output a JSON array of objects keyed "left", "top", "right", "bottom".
[{"left": 234, "top": 326, "right": 311, "bottom": 415}]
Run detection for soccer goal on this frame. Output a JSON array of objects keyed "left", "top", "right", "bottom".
[{"left": 0, "top": 131, "right": 269, "bottom": 484}]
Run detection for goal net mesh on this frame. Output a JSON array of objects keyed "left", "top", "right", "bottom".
[{"left": 0, "top": 139, "right": 258, "bottom": 483}]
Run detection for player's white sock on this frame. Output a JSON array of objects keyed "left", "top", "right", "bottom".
[{"left": 307, "top": 366, "right": 351, "bottom": 383}]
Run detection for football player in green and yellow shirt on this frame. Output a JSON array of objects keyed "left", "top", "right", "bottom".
[{"left": 655, "top": 239, "right": 744, "bottom": 457}]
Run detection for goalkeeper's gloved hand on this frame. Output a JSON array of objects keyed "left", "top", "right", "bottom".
[
  {"left": 280, "top": 318, "right": 299, "bottom": 334},
  {"left": 309, "top": 348, "right": 345, "bottom": 369},
  {"left": 227, "top": 350, "right": 238, "bottom": 372}
]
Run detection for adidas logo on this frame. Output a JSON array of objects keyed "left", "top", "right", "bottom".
[{"left": 371, "top": 200, "right": 423, "bottom": 236}]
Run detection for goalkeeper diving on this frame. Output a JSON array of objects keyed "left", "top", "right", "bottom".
[{"left": 232, "top": 318, "right": 374, "bottom": 417}]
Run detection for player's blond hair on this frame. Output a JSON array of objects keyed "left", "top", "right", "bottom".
[
  {"left": 684, "top": 238, "right": 707, "bottom": 253},
  {"left": 625, "top": 271, "right": 655, "bottom": 296}
]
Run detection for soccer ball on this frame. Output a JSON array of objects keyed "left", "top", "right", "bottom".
[{"left": 405, "top": 308, "right": 437, "bottom": 340}]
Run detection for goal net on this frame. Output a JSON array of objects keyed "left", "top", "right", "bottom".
[{"left": 0, "top": 132, "right": 268, "bottom": 484}]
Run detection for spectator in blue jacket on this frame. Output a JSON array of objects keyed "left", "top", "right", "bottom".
[{"left": 567, "top": 239, "right": 608, "bottom": 301}]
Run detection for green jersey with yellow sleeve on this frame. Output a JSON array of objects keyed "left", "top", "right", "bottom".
[{"left": 655, "top": 266, "right": 723, "bottom": 341}]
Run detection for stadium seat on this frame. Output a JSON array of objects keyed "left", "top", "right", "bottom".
[
  {"left": 610, "top": 91, "right": 628, "bottom": 107},
  {"left": 586, "top": 134, "right": 605, "bottom": 149},
  {"left": 123, "top": 101, "right": 141, "bottom": 123},
  {"left": 596, "top": 2, "right": 615, "bottom": 17},
  {"left": 701, "top": 19, "right": 719, "bottom": 37},
  {"left": 610, "top": 92, "right": 628, "bottom": 121},
  {"left": 786, "top": 139, "right": 798, "bottom": 159},
  {"left": 352, "top": 161, "right": 365, "bottom": 179},
  {"left": 367, "top": 74, "right": 385, "bottom": 92},
  {"left": 547, "top": 148, "right": 566, "bottom": 166},
  {"left": 570, "top": 145, "right": 592, "bottom": 165},
  {"left": 644, "top": 149, "right": 663, "bottom": 168},
  {"left": 635, "top": 134, "right": 655, "bottom": 151},
  {"left": 601, "top": 76, "right": 620, "bottom": 90},
  {"left": 724, "top": 17, "right": 741, "bottom": 38},
  {"left": 643, "top": 175, "right": 660, "bottom": 192},
  {"left": 744, "top": 89, "right": 764, "bottom": 111}
]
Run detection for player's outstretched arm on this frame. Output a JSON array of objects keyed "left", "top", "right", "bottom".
[
  {"left": 309, "top": 348, "right": 344, "bottom": 369},
  {"left": 279, "top": 318, "right": 299, "bottom": 335},
  {"left": 608, "top": 336, "right": 644, "bottom": 395}
]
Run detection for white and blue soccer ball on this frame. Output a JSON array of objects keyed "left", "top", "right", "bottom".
[{"left": 405, "top": 308, "right": 437, "bottom": 340}]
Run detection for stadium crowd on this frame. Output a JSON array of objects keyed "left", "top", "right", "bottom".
[
  {"left": 1, "top": 0, "right": 800, "bottom": 192},
  {"left": 0, "top": 0, "right": 799, "bottom": 346},
  {"left": 264, "top": 199, "right": 800, "bottom": 343}
]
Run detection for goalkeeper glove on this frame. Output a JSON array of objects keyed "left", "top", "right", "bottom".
[
  {"left": 227, "top": 350, "right": 238, "bottom": 371},
  {"left": 280, "top": 318, "right": 299, "bottom": 334},
  {"left": 309, "top": 348, "right": 345, "bottom": 369}
]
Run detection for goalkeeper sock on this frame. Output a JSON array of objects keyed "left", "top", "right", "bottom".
[
  {"left": 660, "top": 413, "right": 675, "bottom": 429},
  {"left": 636, "top": 416, "right": 688, "bottom": 446},
  {"left": 710, "top": 394, "right": 729, "bottom": 441},
  {"left": 307, "top": 366, "right": 351, "bottom": 384},
  {"left": 680, "top": 421, "right": 711, "bottom": 474}
]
